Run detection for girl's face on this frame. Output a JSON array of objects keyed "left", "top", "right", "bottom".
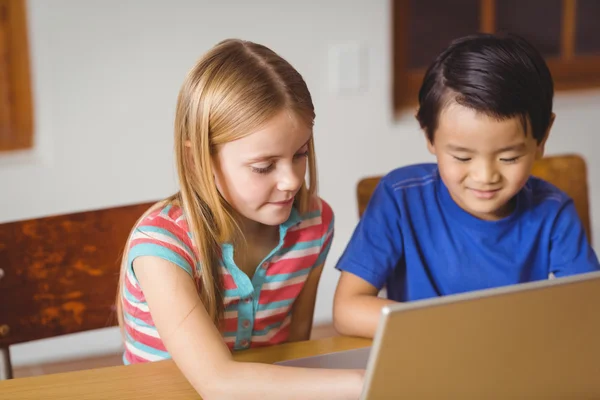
[{"left": 213, "top": 109, "right": 312, "bottom": 228}]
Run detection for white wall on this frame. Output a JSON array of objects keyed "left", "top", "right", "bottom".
[{"left": 5, "top": 0, "right": 600, "bottom": 366}]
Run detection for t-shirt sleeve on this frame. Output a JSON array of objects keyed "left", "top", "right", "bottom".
[
  {"left": 127, "top": 209, "right": 197, "bottom": 279},
  {"left": 314, "top": 198, "right": 335, "bottom": 267},
  {"left": 335, "top": 179, "right": 404, "bottom": 290},
  {"left": 549, "top": 199, "right": 600, "bottom": 277}
]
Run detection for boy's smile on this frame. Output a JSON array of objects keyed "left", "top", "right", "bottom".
[{"left": 427, "top": 103, "right": 551, "bottom": 221}]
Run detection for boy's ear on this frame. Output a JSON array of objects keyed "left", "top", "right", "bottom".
[
  {"left": 536, "top": 112, "right": 556, "bottom": 159},
  {"left": 426, "top": 134, "right": 436, "bottom": 155},
  {"left": 415, "top": 108, "right": 436, "bottom": 155}
]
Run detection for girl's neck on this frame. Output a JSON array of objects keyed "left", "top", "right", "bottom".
[
  {"left": 231, "top": 214, "right": 280, "bottom": 279},
  {"left": 235, "top": 214, "right": 279, "bottom": 245}
]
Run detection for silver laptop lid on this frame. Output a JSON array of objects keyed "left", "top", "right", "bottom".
[{"left": 362, "top": 271, "right": 600, "bottom": 399}]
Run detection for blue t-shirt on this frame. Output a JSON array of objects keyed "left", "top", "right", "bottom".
[{"left": 337, "top": 163, "right": 600, "bottom": 301}]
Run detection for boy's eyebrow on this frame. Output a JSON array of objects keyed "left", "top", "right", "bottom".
[
  {"left": 446, "top": 144, "right": 473, "bottom": 152},
  {"left": 246, "top": 136, "right": 312, "bottom": 163},
  {"left": 445, "top": 143, "right": 527, "bottom": 153},
  {"left": 497, "top": 143, "right": 527, "bottom": 152}
]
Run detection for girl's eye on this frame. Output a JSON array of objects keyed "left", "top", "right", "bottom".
[
  {"left": 500, "top": 156, "right": 520, "bottom": 164},
  {"left": 294, "top": 150, "right": 309, "bottom": 159},
  {"left": 453, "top": 156, "right": 471, "bottom": 162},
  {"left": 251, "top": 164, "right": 275, "bottom": 174}
]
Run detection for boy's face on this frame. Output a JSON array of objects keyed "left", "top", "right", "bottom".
[{"left": 427, "top": 103, "right": 552, "bottom": 221}]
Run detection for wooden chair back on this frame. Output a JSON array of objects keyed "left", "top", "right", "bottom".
[
  {"left": 357, "top": 154, "right": 592, "bottom": 239},
  {"left": 0, "top": 201, "right": 155, "bottom": 379}
]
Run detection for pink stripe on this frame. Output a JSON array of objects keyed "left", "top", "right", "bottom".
[
  {"left": 124, "top": 274, "right": 144, "bottom": 300},
  {"left": 125, "top": 322, "right": 167, "bottom": 352},
  {"left": 266, "top": 254, "right": 319, "bottom": 275},
  {"left": 130, "top": 236, "right": 196, "bottom": 270},
  {"left": 123, "top": 299, "right": 154, "bottom": 326},
  {"left": 254, "top": 311, "right": 289, "bottom": 331},
  {"left": 166, "top": 206, "right": 184, "bottom": 221},
  {"left": 320, "top": 199, "right": 333, "bottom": 227},
  {"left": 267, "top": 324, "right": 290, "bottom": 345},
  {"left": 138, "top": 214, "right": 195, "bottom": 251},
  {"left": 124, "top": 349, "right": 150, "bottom": 364},
  {"left": 258, "top": 282, "right": 304, "bottom": 304},
  {"left": 221, "top": 316, "right": 238, "bottom": 332},
  {"left": 283, "top": 227, "right": 323, "bottom": 247},
  {"left": 221, "top": 273, "right": 238, "bottom": 291}
]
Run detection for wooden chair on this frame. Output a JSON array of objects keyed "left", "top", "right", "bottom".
[
  {"left": 356, "top": 154, "right": 592, "bottom": 240},
  {"left": 0, "top": 201, "right": 155, "bottom": 379}
]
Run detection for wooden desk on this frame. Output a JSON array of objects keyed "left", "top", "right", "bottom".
[{"left": 0, "top": 336, "right": 371, "bottom": 400}]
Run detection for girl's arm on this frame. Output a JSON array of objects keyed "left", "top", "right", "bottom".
[
  {"left": 287, "top": 264, "right": 324, "bottom": 342},
  {"left": 133, "top": 256, "right": 364, "bottom": 400}
]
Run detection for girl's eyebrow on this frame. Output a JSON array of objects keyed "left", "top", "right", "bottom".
[{"left": 246, "top": 136, "right": 312, "bottom": 163}]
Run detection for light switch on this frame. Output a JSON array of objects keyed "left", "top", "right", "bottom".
[{"left": 328, "top": 42, "right": 366, "bottom": 94}]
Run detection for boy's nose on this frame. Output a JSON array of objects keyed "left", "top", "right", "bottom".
[{"left": 471, "top": 163, "right": 500, "bottom": 185}]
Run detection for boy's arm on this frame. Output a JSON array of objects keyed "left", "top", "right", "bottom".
[
  {"left": 333, "top": 178, "right": 404, "bottom": 339},
  {"left": 550, "top": 200, "right": 600, "bottom": 276},
  {"left": 333, "top": 272, "right": 396, "bottom": 338}
]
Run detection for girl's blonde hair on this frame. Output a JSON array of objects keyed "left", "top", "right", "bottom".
[{"left": 116, "top": 39, "right": 317, "bottom": 329}]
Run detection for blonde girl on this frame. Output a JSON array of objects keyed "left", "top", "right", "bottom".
[{"left": 116, "top": 39, "right": 364, "bottom": 399}]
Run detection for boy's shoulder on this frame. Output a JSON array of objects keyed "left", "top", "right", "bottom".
[
  {"left": 523, "top": 176, "right": 572, "bottom": 209},
  {"left": 380, "top": 163, "right": 439, "bottom": 190}
]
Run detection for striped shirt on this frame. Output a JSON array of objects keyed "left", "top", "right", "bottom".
[{"left": 121, "top": 197, "right": 334, "bottom": 364}]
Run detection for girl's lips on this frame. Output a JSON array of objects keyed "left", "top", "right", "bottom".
[{"left": 269, "top": 198, "right": 294, "bottom": 206}]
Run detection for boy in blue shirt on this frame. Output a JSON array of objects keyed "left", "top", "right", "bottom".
[{"left": 333, "top": 33, "right": 600, "bottom": 338}]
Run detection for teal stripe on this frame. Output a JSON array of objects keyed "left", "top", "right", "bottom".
[
  {"left": 315, "top": 236, "right": 333, "bottom": 266},
  {"left": 122, "top": 285, "right": 144, "bottom": 304},
  {"left": 264, "top": 267, "right": 310, "bottom": 282},
  {"left": 123, "top": 313, "right": 155, "bottom": 329},
  {"left": 134, "top": 225, "right": 193, "bottom": 256},
  {"left": 224, "top": 289, "right": 240, "bottom": 298},
  {"left": 315, "top": 218, "right": 334, "bottom": 266},
  {"left": 257, "top": 298, "right": 294, "bottom": 311},
  {"left": 301, "top": 209, "right": 321, "bottom": 220},
  {"left": 158, "top": 204, "right": 173, "bottom": 215},
  {"left": 128, "top": 243, "right": 194, "bottom": 277},
  {"left": 252, "top": 320, "right": 288, "bottom": 337},
  {"left": 279, "top": 238, "right": 321, "bottom": 252},
  {"left": 125, "top": 331, "right": 170, "bottom": 359}
]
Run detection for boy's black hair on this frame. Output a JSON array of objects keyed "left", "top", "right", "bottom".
[{"left": 416, "top": 33, "right": 554, "bottom": 144}]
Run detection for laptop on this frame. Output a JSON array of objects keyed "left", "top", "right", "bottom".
[{"left": 276, "top": 271, "right": 600, "bottom": 399}]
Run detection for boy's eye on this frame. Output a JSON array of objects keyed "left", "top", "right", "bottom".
[
  {"left": 251, "top": 164, "right": 274, "bottom": 174},
  {"left": 500, "top": 156, "right": 520, "bottom": 164},
  {"left": 452, "top": 156, "right": 471, "bottom": 162}
]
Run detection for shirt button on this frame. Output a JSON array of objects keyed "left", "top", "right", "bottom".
[
  {"left": 244, "top": 297, "right": 252, "bottom": 304},
  {"left": 242, "top": 319, "right": 251, "bottom": 328},
  {"left": 240, "top": 339, "right": 249, "bottom": 347},
  {"left": 262, "top": 261, "right": 269, "bottom": 269}
]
